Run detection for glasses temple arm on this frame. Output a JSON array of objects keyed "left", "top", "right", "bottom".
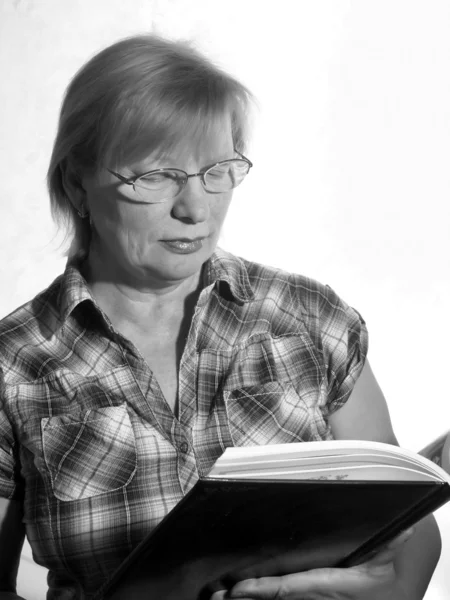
[
  {"left": 106, "top": 168, "right": 135, "bottom": 185},
  {"left": 234, "top": 150, "right": 253, "bottom": 168}
]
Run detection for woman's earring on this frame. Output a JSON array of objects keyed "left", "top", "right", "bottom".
[{"left": 77, "top": 206, "right": 89, "bottom": 219}]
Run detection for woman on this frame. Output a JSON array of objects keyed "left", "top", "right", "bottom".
[{"left": 0, "top": 34, "right": 441, "bottom": 600}]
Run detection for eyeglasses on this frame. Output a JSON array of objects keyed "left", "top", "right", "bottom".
[{"left": 107, "top": 151, "right": 253, "bottom": 204}]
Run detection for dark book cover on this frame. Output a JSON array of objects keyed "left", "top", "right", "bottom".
[{"left": 93, "top": 477, "right": 450, "bottom": 600}]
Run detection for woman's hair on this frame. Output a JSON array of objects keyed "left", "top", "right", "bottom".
[{"left": 47, "top": 34, "right": 254, "bottom": 258}]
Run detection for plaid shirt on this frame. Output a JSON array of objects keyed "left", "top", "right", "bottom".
[{"left": 0, "top": 248, "right": 367, "bottom": 598}]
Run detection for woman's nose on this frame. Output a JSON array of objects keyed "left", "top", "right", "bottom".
[{"left": 171, "top": 176, "right": 210, "bottom": 223}]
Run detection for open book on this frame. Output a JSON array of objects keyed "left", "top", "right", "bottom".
[
  {"left": 96, "top": 438, "right": 450, "bottom": 600},
  {"left": 208, "top": 437, "right": 450, "bottom": 482}
]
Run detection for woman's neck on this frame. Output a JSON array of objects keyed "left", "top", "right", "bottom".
[{"left": 81, "top": 251, "right": 203, "bottom": 332}]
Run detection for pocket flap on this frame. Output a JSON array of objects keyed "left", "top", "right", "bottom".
[{"left": 42, "top": 404, "right": 137, "bottom": 501}]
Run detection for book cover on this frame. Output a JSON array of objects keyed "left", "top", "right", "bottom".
[{"left": 94, "top": 441, "right": 450, "bottom": 600}]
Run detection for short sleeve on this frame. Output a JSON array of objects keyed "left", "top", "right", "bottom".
[
  {"left": 317, "top": 285, "right": 368, "bottom": 416},
  {"left": 0, "top": 374, "right": 22, "bottom": 500}
]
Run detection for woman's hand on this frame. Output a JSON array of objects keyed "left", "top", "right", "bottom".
[{"left": 210, "top": 528, "right": 415, "bottom": 600}]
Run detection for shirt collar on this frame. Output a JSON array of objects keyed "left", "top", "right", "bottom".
[
  {"left": 57, "top": 247, "right": 255, "bottom": 323},
  {"left": 204, "top": 247, "right": 255, "bottom": 303},
  {"left": 57, "top": 257, "right": 97, "bottom": 324}
]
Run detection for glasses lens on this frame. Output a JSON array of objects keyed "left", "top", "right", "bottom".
[
  {"left": 204, "top": 160, "right": 250, "bottom": 192},
  {"left": 133, "top": 170, "right": 185, "bottom": 202}
]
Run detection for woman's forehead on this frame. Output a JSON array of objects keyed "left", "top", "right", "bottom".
[
  {"left": 105, "top": 109, "right": 235, "bottom": 170},
  {"left": 125, "top": 129, "right": 234, "bottom": 171}
]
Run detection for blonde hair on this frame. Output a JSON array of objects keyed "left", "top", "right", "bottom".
[{"left": 47, "top": 34, "right": 254, "bottom": 259}]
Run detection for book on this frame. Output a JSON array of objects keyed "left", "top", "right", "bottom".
[{"left": 94, "top": 439, "right": 450, "bottom": 600}]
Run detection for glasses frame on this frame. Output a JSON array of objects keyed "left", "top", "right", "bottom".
[{"left": 106, "top": 151, "right": 253, "bottom": 203}]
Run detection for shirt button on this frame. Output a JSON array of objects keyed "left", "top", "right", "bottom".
[{"left": 179, "top": 441, "right": 189, "bottom": 454}]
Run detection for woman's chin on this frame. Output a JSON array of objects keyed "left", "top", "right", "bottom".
[{"left": 139, "top": 244, "right": 213, "bottom": 284}]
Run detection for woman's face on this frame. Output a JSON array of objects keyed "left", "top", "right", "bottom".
[{"left": 82, "top": 127, "right": 235, "bottom": 289}]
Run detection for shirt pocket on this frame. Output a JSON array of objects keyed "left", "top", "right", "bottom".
[
  {"left": 41, "top": 403, "right": 137, "bottom": 502},
  {"left": 223, "top": 381, "right": 322, "bottom": 447}
]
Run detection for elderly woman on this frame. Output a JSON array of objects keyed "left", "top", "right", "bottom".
[{"left": 0, "top": 35, "right": 441, "bottom": 600}]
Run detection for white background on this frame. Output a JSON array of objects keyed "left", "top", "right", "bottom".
[{"left": 1, "top": 0, "right": 449, "bottom": 598}]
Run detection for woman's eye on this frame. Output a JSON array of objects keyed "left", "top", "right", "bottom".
[
  {"left": 208, "top": 167, "right": 229, "bottom": 179},
  {"left": 141, "top": 174, "right": 166, "bottom": 183}
]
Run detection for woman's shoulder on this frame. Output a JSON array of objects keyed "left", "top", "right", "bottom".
[
  {"left": 237, "top": 254, "right": 368, "bottom": 366},
  {"left": 214, "top": 248, "right": 330, "bottom": 298},
  {"left": 220, "top": 251, "right": 365, "bottom": 343},
  {"left": 0, "top": 275, "right": 64, "bottom": 366},
  {"left": 235, "top": 253, "right": 347, "bottom": 317},
  {"left": 244, "top": 256, "right": 328, "bottom": 293},
  {"left": 0, "top": 275, "right": 63, "bottom": 328}
]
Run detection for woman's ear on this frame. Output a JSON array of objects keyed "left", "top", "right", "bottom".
[{"left": 60, "top": 161, "right": 89, "bottom": 217}]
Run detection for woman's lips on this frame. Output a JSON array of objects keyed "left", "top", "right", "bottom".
[{"left": 160, "top": 237, "right": 206, "bottom": 254}]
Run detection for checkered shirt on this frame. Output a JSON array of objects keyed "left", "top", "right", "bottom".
[{"left": 0, "top": 248, "right": 367, "bottom": 598}]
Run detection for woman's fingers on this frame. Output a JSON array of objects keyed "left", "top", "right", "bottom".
[
  {"left": 227, "top": 568, "right": 352, "bottom": 599},
  {"left": 213, "top": 528, "right": 415, "bottom": 600},
  {"left": 226, "top": 551, "right": 402, "bottom": 599}
]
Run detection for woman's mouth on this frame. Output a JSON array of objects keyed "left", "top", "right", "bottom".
[{"left": 160, "top": 237, "right": 206, "bottom": 254}]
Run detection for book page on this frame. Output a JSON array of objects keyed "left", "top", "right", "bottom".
[
  {"left": 211, "top": 452, "right": 430, "bottom": 475},
  {"left": 208, "top": 463, "right": 441, "bottom": 482},
  {"left": 209, "top": 440, "right": 450, "bottom": 483}
]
